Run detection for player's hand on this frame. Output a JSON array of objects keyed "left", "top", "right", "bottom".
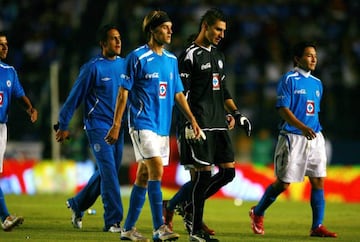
[
  {"left": 301, "top": 126, "right": 316, "bottom": 140},
  {"left": 27, "top": 107, "right": 38, "bottom": 123},
  {"left": 104, "top": 124, "right": 121, "bottom": 145},
  {"left": 185, "top": 123, "right": 206, "bottom": 144},
  {"left": 53, "top": 122, "right": 70, "bottom": 143},
  {"left": 233, "top": 110, "right": 252, "bottom": 136},
  {"left": 55, "top": 130, "right": 70, "bottom": 143},
  {"left": 226, "top": 114, "right": 235, "bottom": 130}
]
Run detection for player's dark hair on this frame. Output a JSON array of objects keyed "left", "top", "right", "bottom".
[
  {"left": 198, "top": 8, "right": 226, "bottom": 32},
  {"left": 0, "top": 31, "right": 7, "bottom": 38},
  {"left": 292, "top": 41, "right": 316, "bottom": 66},
  {"left": 96, "top": 24, "right": 120, "bottom": 43}
]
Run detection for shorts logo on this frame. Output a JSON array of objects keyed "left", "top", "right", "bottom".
[
  {"left": 159, "top": 81, "right": 167, "bottom": 99},
  {"left": 306, "top": 100, "right": 315, "bottom": 116},
  {"left": 0, "top": 92, "right": 3, "bottom": 107},
  {"left": 212, "top": 73, "right": 220, "bottom": 90}
]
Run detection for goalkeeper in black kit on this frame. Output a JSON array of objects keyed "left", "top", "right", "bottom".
[{"left": 163, "top": 8, "right": 251, "bottom": 242}]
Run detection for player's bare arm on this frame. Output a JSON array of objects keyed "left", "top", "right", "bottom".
[
  {"left": 21, "top": 96, "right": 38, "bottom": 123},
  {"left": 278, "top": 107, "right": 316, "bottom": 140},
  {"left": 105, "top": 87, "right": 128, "bottom": 144}
]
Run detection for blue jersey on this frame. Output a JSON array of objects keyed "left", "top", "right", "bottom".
[
  {"left": 59, "top": 55, "right": 129, "bottom": 130},
  {"left": 276, "top": 67, "right": 323, "bottom": 134},
  {"left": 0, "top": 61, "right": 26, "bottom": 123},
  {"left": 127, "top": 44, "right": 184, "bottom": 136}
]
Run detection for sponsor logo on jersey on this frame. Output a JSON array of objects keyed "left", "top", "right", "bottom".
[
  {"left": 306, "top": 100, "right": 315, "bottom": 116},
  {"left": 145, "top": 72, "right": 159, "bottom": 79},
  {"left": 180, "top": 72, "right": 190, "bottom": 78},
  {"left": 101, "top": 77, "right": 111, "bottom": 81},
  {"left": 201, "top": 62, "right": 211, "bottom": 70},
  {"left": 6, "top": 80, "right": 11, "bottom": 87},
  {"left": 212, "top": 73, "right": 220, "bottom": 90},
  {"left": 294, "top": 89, "right": 306, "bottom": 94},
  {"left": 159, "top": 81, "right": 167, "bottom": 99},
  {"left": 0, "top": 91, "right": 3, "bottom": 107}
]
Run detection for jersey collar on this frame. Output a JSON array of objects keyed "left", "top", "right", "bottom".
[{"left": 294, "top": 67, "right": 311, "bottom": 78}]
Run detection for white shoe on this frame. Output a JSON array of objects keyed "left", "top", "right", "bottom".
[
  {"left": 108, "top": 223, "right": 122, "bottom": 233},
  {"left": 2, "top": 215, "right": 24, "bottom": 231},
  {"left": 66, "top": 200, "right": 82, "bottom": 229},
  {"left": 153, "top": 224, "right": 179, "bottom": 241},
  {"left": 121, "top": 227, "right": 150, "bottom": 241}
]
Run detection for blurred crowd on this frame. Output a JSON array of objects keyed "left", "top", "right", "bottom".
[{"left": 1, "top": 0, "right": 359, "bottom": 161}]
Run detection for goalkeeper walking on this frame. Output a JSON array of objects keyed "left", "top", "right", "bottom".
[{"left": 163, "top": 8, "right": 251, "bottom": 242}]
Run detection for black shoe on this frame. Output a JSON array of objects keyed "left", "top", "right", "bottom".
[
  {"left": 189, "top": 230, "right": 219, "bottom": 242},
  {"left": 183, "top": 212, "right": 192, "bottom": 234}
]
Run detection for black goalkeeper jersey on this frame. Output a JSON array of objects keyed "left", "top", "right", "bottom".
[{"left": 178, "top": 42, "right": 232, "bottom": 129}]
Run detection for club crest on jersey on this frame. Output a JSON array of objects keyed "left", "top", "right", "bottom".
[
  {"left": 159, "top": 81, "right": 167, "bottom": 99},
  {"left": 306, "top": 100, "right": 315, "bottom": 116},
  {"left": 218, "top": 60, "right": 223, "bottom": 69},
  {"left": 212, "top": 73, "right": 220, "bottom": 90}
]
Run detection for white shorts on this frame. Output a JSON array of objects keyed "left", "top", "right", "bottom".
[
  {"left": 274, "top": 131, "right": 327, "bottom": 183},
  {"left": 129, "top": 128, "right": 170, "bottom": 166},
  {"left": 0, "top": 124, "right": 7, "bottom": 173}
]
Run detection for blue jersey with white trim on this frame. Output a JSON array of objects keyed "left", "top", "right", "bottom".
[
  {"left": 59, "top": 55, "right": 129, "bottom": 130},
  {"left": 0, "top": 61, "right": 25, "bottom": 123},
  {"left": 127, "top": 44, "right": 184, "bottom": 135},
  {"left": 276, "top": 67, "right": 323, "bottom": 134}
]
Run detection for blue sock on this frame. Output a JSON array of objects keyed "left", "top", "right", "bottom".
[
  {"left": 0, "top": 188, "right": 9, "bottom": 221},
  {"left": 255, "top": 185, "right": 282, "bottom": 216},
  {"left": 168, "top": 181, "right": 192, "bottom": 211},
  {"left": 123, "top": 185, "right": 146, "bottom": 231},
  {"left": 148, "top": 180, "right": 163, "bottom": 230},
  {"left": 311, "top": 189, "right": 325, "bottom": 229}
]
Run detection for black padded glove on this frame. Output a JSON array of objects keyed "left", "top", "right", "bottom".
[{"left": 232, "top": 110, "right": 252, "bottom": 136}]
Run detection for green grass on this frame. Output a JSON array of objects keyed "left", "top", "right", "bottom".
[{"left": 1, "top": 192, "right": 359, "bottom": 242}]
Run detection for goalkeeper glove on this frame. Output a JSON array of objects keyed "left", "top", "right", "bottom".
[
  {"left": 185, "top": 123, "right": 206, "bottom": 144},
  {"left": 232, "top": 110, "right": 252, "bottom": 136}
]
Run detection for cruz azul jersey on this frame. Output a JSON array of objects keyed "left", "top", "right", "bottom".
[
  {"left": 178, "top": 43, "right": 232, "bottom": 129},
  {"left": 59, "top": 55, "right": 129, "bottom": 131},
  {"left": 276, "top": 67, "right": 323, "bottom": 134},
  {"left": 0, "top": 62, "right": 25, "bottom": 123},
  {"left": 127, "top": 44, "right": 184, "bottom": 136}
]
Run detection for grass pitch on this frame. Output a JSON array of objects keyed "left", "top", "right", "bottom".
[{"left": 1, "top": 191, "right": 359, "bottom": 242}]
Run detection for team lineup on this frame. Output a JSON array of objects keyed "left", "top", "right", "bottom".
[{"left": 1, "top": 7, "right": 337, "bottom": 242}]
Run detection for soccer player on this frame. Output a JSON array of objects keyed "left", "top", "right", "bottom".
[
  {"left": 55, "top": 24, "right": 127, "bottom": 233},
  {"left": 163, "top": 8, "right": 251, "bottom": 242},
  {"left": 105, "top": 10, "right": 203, "bottom": 242},
  {"left": 0, "top": 31, "right": 38, "bottom": 231},
  {"left": 249, "top": 41, "right": 337, "bottom": 238}
]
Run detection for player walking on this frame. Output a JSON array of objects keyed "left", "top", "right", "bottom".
[
  {"left": 0, "top": 31, "right": 38, "bottom": 231},
  {"left": 163, "top": 8, "right": 251, "bottom": 242},
  {"left": 56, "top": 24, "right": 127, "bottom": 232},
  {"left": 249, "top": 41, "right": 337, "bottom": 238},
  {"left": 105, "top": 10, "right": 203, "bottom": 242}
]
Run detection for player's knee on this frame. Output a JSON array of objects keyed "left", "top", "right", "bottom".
[{"left": 222, "top": 167, "right": 235, "bottom": 184}]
